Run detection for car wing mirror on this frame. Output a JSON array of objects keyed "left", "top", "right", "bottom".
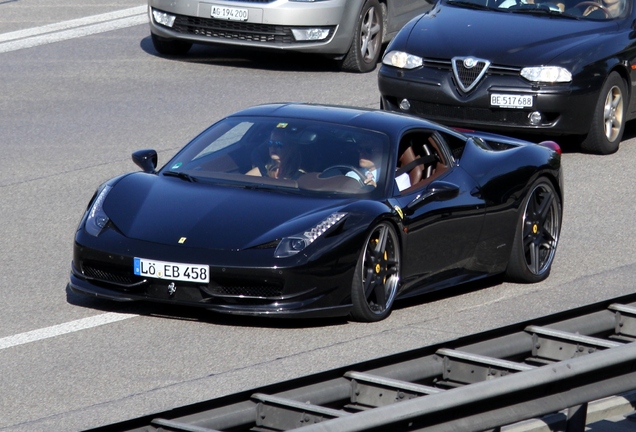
[
  {"left": 132, "top": 149, "right": 158, "bottom": 173},
  {"left": 405, "top": 180, "right": 460, "bottom": 213}
]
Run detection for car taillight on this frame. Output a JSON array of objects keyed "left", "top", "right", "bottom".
[{"left": 538, "top": 141, "right": 562, "bottom": 155}]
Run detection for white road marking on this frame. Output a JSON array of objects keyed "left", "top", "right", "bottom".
[
  {"left": 0, "top": 6, "right": 148, "bottom": 53},
  {"left": 0, "top": 313, "right": 137, "bottom": 350},
  {"left": 0, "top": 7, "right": 145, "bottom": 348}
]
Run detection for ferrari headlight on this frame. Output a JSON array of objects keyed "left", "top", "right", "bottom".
[
  {"left": 85, "top": 185, "right": 112, "bottom": 236},
  {"left": 382, "top": 50, "right": 423, "bottom": 69},
  {"left": 274, "top": 212, "right": 347, "bottom": 258},
  {"left": 520, "top": 66, "right": 572, "bottom": 83}
]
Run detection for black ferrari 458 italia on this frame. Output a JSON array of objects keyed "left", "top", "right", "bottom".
[
  {"left": 378, "top": 0, "right": 635, "bottom": 154},
  {"left": 70, "top": 103, "right": 563, "bottom": 322}
]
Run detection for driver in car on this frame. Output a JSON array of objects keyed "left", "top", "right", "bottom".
[{"left": 247, "top": 127, "right": 304, "bottom": 180}]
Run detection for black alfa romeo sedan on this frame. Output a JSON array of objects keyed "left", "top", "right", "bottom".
[{"left": 378, "top": 0, "right": 635, "bottom": 154}]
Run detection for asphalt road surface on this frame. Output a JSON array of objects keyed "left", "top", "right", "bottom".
[{"left": 1, "top": 1, "right": 635, "bottom": 431}]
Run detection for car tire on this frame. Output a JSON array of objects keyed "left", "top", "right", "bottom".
[
  {"left": 151, "top": 33, "right": 193, "bottom": 56},
  {"left": 580, "top": 71, "right": 626, "bottom": 155},
  {"left": 350, "top": 221, "right": 400, "bottom": 322},
  {"left": 340, "top": 0, "right": 384, "bottom": 73},
  {"left": 505, "top": 178, "right": 561, "bottom": 283}
]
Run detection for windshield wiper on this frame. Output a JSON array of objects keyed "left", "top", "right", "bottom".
[
  {"left": 240, "top": 183, "right": 299, "bottom": 193},
  {"left": 447, "top": 0, "right": 493, "bottom": 10},
  {"left": 508, "top": 3, "right": 574, "bottom": 16},
  {"left": 163, "top": 171, "right": 197, "bottom": 182}
]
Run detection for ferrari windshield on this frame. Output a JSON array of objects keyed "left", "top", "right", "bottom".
[
  {"left": 448, "top": 0, "right": 629, "bottom": 18},
  {"left": 161, "top": 116, "right": 391, "bottom": 196}
]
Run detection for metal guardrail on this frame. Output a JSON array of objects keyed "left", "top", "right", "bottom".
[{"left": 88, "top": 294, "right": 636, "bottom": 432}]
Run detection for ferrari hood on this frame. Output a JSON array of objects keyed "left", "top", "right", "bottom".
[
  {"left": 102, "top": 173, "right": 351, "bottom": 251},
  {"left": 403, "top": 5, "right": 615, "bottom": 65}
]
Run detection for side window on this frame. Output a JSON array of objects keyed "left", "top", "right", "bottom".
[
  {"left": 437, "top": 130, "right": 466, "bottom": 161},
  {"left": 395, "top": 131, "right": 451, "bottom": 195}
]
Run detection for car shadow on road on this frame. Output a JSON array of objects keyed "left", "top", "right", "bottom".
[
  {"left": 138, "top": 36, "right": 383, "bottom": 74},
  {"left": 622, "top": 119, "right": 636, "bottom": 142},
  {"left": 393, "top": 274, "right": 506, "bottom": 312},
  {"left": 65, "top": 283, "right": 349, "bottom": 328},
  {"left": 65, "top": 274, "right": 505, "bottom": 329},
  {"left": 498, "top": 120, "right": 636, "bottom": 155}
]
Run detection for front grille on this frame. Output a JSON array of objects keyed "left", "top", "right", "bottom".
[
  {"left": 82, "top": 262, "right": 141, "bottom": 286},
  {"left": 82, "top": 261, "right": 285, "bottom": 298},
  {"left": 171, "top": 16, "right": 335, "bottom": 44},
  {"left": 452, "top": 58, "right": 489, "bottom": 93},
  {"left": 174, "top": 16, "right": 290, "bottom": 42},
  {"left": 411, "top": 101, "right": 530, "bottom": 125},
  {"left": 424, "top": 59, "right": 520, "bottom": 74},
  {"left": 422, "top": 58, "right": 521, "bottom": 94},
  {"left": 204, "top": 283, "right": 284, "bottom": 298}
]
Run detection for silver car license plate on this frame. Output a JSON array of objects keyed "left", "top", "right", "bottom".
[{"left": 211, "top": 5, "right": 249, "bottom": 21}]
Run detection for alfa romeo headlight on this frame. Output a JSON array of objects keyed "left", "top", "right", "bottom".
[
  {"left": 382, "top": 51, "right": 423, "bottom": 69},
  {"left": 85, "top": 185, "right": 112, "bottom": 236},
  {"left": 521, "top": 66, "right": 572, "bottom": 83},
  {"left": 275, "top": 212, "right": 347, "bottom": 258}
]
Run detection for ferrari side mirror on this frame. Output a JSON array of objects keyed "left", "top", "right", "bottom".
[{"left": 132, "top": 149, "right": 158, "bottom": 173}]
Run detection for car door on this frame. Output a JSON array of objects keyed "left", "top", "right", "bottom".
[{"left": 389, "top": 130, "right": 486, "bottom": 293}]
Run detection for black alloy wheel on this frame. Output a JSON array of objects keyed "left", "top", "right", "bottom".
[
  {"left": 350, "top": 222, "right": 400, "bottom": 322},
  {"left": 341, "top": 0, "right": 385, "bottom": 73},
  {"left": 506, "top": 179, "right": 562, "bottom": 283},
  {"left": 580, "top": 71, "right": 626, "bottom": 154}
]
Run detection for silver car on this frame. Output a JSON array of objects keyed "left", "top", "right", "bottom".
[{"left": 148, "top": 0, "right": 432, "bottom": 73}]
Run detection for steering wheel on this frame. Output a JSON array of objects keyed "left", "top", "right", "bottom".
[
  {"left": 574, "top": 1, "right": 611, "bottom": 16},
  {"left": 320, "top": 165, "right": 367, "bottom": 186}
]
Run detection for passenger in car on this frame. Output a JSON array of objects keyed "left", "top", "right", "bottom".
[
  {"left": 247, "top": 128, "right": 304, "bottom": 180},
  {"left": 347, "top": 138, "right": 384, "bottom": 187},
  {"left": 395, "top": 135, "right": 446, "bottom": 194}
]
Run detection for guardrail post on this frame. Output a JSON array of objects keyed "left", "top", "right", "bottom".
[{"left": 565, "top": 403, "right": 588, "bottom": 432}]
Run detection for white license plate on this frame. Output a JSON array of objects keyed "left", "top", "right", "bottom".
[
  {"left": 490, "top": 93, "right": 533, "bottom": 108},
  {"left": 211, "top": 5, "right": 248, "bottom": 21},
  {"left": 134, "top": 257, "right": 210, "bottom": 283}
]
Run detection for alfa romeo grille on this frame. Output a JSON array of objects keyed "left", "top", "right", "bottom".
[{"left": 451, "top": 57, "right": 491, "bottom": 93}]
